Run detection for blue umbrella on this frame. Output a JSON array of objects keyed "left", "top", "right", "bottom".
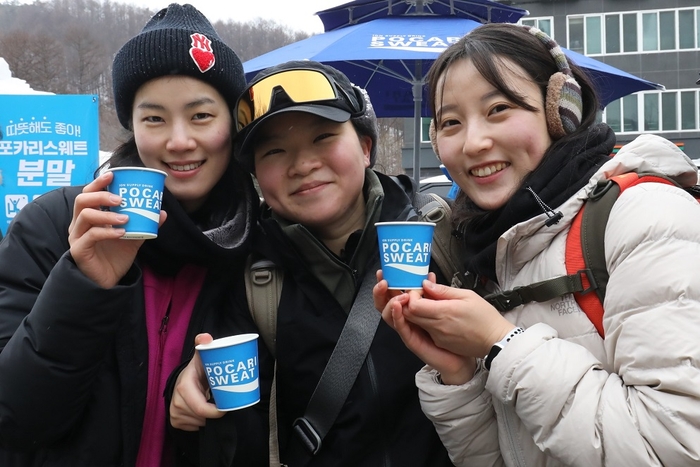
[
  {"left": 243, "top": 16, "right": 664, "bottom": 180},
  {"left": 316, "top": 0, "right": 528, "bottom": 31}
]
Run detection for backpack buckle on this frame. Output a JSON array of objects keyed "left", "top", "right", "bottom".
[
  {"left": 590, "top": 179, "right": 615, "bottom": 201},
  {"left": 293, "top": 417, "right": 322, "bottom": 455},
  {"left": 576, "top": 269, "right": 598, "bottom": 295},
  {"left": 488, "top": 289, "right": 525, "bottom": 312}
]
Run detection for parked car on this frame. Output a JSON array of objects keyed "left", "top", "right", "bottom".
[{"left": 419, "top": 174, "right": 458, "bottom": 200}]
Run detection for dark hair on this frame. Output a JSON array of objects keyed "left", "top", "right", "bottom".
[
  {"left": 427, "top": 23, "right": 600, "bottom": 223},
  {"left": 96, "top": 137, "right": 142, "bottom": 175},
  {"left": 428, "top": 23, "right": 599, "bottom": 135}
]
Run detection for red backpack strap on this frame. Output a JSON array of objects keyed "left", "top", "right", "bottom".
[{"left": 565, "top": 173, "right": 677, "bottom": 337}]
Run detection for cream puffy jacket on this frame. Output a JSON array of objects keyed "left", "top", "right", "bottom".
[{"left": 417, "top": 134, "right": 700, "bottom": 467}]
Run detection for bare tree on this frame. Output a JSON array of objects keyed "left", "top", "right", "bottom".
[
  {"left": 374, "top": 118, "right": 405, "bottom": 175},
  {"left": 64, "top": 26, "right": 107, "bottom": 96},
  {"left": 0, "top": 31, "right": 67, "bottom": 92}
]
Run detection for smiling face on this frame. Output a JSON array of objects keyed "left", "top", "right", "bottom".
[
  {"left": 253, "top": 112, "right": 371, "bottom": 242},
  {"left": 132, "top": 76, "right": 232, "bottom": 213},
  {"left": 434, "top": 58, "right": 553, "bottom": 211}
]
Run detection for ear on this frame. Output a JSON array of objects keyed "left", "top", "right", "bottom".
[
  {"left": 429, "top": 119, "right": 440, "bottom": 162},
  {"left": 360, "top": 134, "right": 372, "bottom": 167}
]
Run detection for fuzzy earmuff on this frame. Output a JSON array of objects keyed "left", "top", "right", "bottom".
[{"left": 524, "top": 26, "right": 583, "bottom": 139}]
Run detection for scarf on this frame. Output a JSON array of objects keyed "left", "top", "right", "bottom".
[
  {"left": 461, "top": 123, "right": 616, "bottom": 283},
  {"left": 138, "top": 167, "right": 259, "bottom": 275}
]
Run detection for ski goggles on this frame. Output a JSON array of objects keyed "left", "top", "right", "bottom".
[{"left": 233, "top": 68, "right": 364, "bottom": 133}]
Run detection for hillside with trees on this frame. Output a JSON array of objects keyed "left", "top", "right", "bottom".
[{"left": 0, "top": 0, "right": 405, "bottom": 175}]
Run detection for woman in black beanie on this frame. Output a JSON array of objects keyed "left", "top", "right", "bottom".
[{"left": 0, "top": 4, "right": 260, "bottom": 466}]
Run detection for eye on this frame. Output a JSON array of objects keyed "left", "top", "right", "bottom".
[
  {"left": 488, "top": 103, "right": 511, "bottom": 116},
  {"left": 313, "top": 132, "right": 334, "bottom": 143},
  {"left": 143, "top": 115, "right": 164, "bottom": 123},
  {"left": 192, "top": 112, "right": 212, "bottom": 121},
  {"left": 255, "top": 146, "right": 284, "bottom": 160}
]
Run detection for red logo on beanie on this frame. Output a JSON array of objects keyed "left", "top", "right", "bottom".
[{"left": 189, "top": 33, "right": 215, "bottom": 73}]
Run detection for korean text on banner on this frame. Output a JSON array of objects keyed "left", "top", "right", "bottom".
[{"left": 0, "top": 94, "right": 99, "bottom": 235}]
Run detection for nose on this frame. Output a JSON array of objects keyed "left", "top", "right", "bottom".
[
  {"left": 462, "top": 122, "right": 493, "bottom": 156},
  {"left": 288, "top": 148, "right": 321, "bottom": 176},
  {"left": 166, "top": 120, "right": 196, "bottom": 152}
]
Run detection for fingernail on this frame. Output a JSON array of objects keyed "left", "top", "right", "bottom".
[
  {"left": 109, "top": 194, "right": 121, "bottom": 204},
  {"left": 424, "top": 280, "right": 436, "bottom": 290},
  {"left": 115, "top": 214, "right": 128, "bottom": 222}
]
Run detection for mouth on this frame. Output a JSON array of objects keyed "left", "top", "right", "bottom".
[
  {"left": 167, "top": 161, "right": 204, "bottom": 172},
  {"left": 293, "top": 180, "right": 328, "bottom": 195},
  {"left": 470, "top": 162, "right": 509, "bottom": 178}
]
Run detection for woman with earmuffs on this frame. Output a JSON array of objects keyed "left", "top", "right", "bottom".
[{"left": 373, "top": 23, "right": 700, "bottom": 466}]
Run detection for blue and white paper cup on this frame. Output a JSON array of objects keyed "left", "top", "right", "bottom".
[
  {"left": 107, "top": 167, "right": 166, "bottom": 239},
  {"left": 196, "top": 333, "right": 260, "bottom": 412},
  {"left": 376, "top": 221, "right": 436, "bottom": 290}
]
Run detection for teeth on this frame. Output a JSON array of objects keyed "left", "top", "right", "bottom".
[
  {"left": 471, "top": 162, "right": 507, "bottom": 177},
  {"left": 168, "top": 161, "right": 203, "bottom": 172}
]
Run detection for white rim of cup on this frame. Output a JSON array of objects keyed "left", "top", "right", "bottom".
[
  {"left": 375, "top": 221, "right": 436, "bottom": 227},
  {"left": 195, "top": 333, "right": 259, "bottom": 350},
  {"left": 107, "top": 167, "right": 168, "bottom": 177}
]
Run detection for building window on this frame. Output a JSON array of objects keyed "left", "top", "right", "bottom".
[
  {"left": 605, "top": 14, "right": 621, "bottom": 53},
  {"left": 642, "top": 12, "right": 658, "bottom": 51},
  {"left": 662, "top": 92, "right": 677, "bottom": 131},
  {"left": 644, "top": 94, "right": 659, "bottom": 131},
  {"left": 520, "top": 17, "right": 553, "bottom": 37},
  {"left": 568, "top": 8, "right": 700, "bottom": 55},
  {"left": 603, "top": 89, "right": 700, "bottom": 134},
  {"left": 623, "top": 95, "right": 639, "bottom": 132},
  {"left": 421, "top": 118, "right": 431, "bottom": 143},
  {"left": 679, "top": 9, "right": 696, "bottom": 49},
  {"left": 622, "top": 13, "right": 638, "bottom": 53},
  {"left": 681, "top": 91, "right": 697, "bottom": 130}
]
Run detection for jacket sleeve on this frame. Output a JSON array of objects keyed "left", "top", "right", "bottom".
[
  {"left": 0, "top": 189, "right": 140, "bottom": 449},
  {"left": 416, "top": 365, "right": 504, "bottom": 467},
  {"left": 488, "top": 182, "right": 700, "bottom": 466}
]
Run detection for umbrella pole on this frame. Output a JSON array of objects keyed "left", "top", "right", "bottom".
[{"left": 412, "top": 61, "right": 423, "bottom": 184}]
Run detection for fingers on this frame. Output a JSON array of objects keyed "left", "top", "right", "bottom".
[
  {"left": 421, "top": 279, "right": 476, "bottom": 301},
  {"left": 380, "top": 293, "right": 408, "bottom": 329},
  {"left": 170, "top": 345, "right": 224, "bottom": 431},
  {"left": 70, "top": 172, "right": 127, "bottom": 241},
  {"left": 195, "top": 333, "right": 213, "bottom": 346}
]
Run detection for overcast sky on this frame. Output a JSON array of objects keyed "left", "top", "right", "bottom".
[{"left": 119, "top": 0, "right": 349, "bottom": 34}]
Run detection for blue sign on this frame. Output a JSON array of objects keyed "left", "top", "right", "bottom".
[{"left": 0, "top": 94, "right": 99, "bottom": 235}]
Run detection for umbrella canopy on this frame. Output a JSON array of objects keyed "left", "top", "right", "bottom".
[
  {"left": 317, "top": 0, "right": 528, "bottom": 31},
  {"left": 243, "top": 16, "right": 664, "bottom": 180}
]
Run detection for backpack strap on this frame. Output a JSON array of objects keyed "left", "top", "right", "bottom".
[
  {"left": 482, "top": 172, "right": 683, "bottom": 338},
  {"left": 244, "top": 254, "right": 284, "bottom": 466},
  {"left": 567, "top": 172, "right": 680, "bottom": 337},
  {"left": 292, "top": 257, "right": 382, "bottom": 457},
  {"left": 244, "top": 254, "right": 283, "bottom": 357},
  {"left": 413, "top": 192, "right": 467, "bottom": 288}
]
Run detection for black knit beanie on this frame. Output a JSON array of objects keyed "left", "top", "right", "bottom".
[{"left": 112, "top": 3, "right": 245, "bottom": 129}]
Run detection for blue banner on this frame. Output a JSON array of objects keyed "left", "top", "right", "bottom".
[{"left": 0, "top": 94, "right": 99, "bottom": 235}]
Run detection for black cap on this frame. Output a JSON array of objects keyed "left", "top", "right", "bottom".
[
  {"left": 112, "top": 3, "right": 245, "bottom": 129},
  {"left": 234, "top": 60, "right": 378, "bottom": 172}
]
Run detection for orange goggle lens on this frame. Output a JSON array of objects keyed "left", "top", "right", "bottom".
[{"left": 235, "top": 69, "right": 340, "bottom": 131}]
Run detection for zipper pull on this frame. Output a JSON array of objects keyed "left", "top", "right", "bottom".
[{"left": 159, "top": 314, "right": 169, "bottom": 334}]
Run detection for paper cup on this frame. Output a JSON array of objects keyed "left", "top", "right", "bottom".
[
  {"left": 376, "top": 221, "right": 435, "bottom": 290},
  {"left": 107, "top": 167, "right": 166, "bottom": 239},
  {"left": 196, "top": 333, "right": 260, "bottom": 411}
]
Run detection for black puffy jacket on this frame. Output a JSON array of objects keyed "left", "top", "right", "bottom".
[{"left": 0, "top": 178, "right": 259, "bottom": 466}]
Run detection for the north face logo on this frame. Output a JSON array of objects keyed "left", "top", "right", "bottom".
[{"left": 189, "top": 33, "right": 215, "bottom": 73}]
